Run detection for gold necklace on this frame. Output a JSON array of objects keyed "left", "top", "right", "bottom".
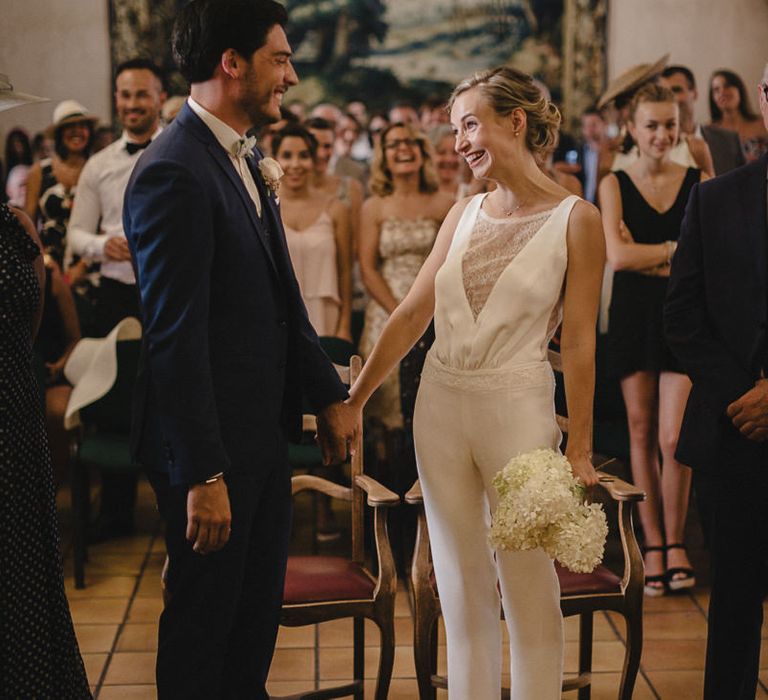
[{"left": 502, "top": 198, "right": 527, "bottom": 217}]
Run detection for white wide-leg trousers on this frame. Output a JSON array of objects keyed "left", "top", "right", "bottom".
[{"left": 413, "top": 358, "right": 564, "bottom": 700}]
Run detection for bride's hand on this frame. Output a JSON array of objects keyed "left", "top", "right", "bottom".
[{"left": 566, "top": 451, "right": 600, "bottom": 488}]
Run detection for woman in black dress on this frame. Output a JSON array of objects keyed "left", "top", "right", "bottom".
[
  {"left": 0, "top": 81, "right": 91, "bottom": 695},
  {"left": 599, "top": 83, "right": 709, "bottom": 596}
]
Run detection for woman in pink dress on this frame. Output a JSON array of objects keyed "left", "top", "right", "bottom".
[{"left": 274, "top": 124, "right": 352, "bottom": 340}]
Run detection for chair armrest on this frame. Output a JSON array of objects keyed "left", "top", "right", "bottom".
[
  {"left": 405, "top": 479, "right": 423, "bottom": 505},
  {"left": 291, "top": 474, "right": 352, "bottom": 501},
  {"left": 597, "top": 474, "right": 646, "bottom": 502},
  {"left": 354, "top": 475, "right": 399, "bottom": 507}
]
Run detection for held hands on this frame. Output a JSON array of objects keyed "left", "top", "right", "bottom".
[
  {"left": 316, "top": 400, "right": 360, "bottom": 465},
  {"left": 186, "top": 477, "right": 232, "bottom": 555},
  {"left": 727, "top": 379, "right": 768, "bottom": 442},
  {"left": 104, "top": 236, "right": 132, "bottom": 262}
]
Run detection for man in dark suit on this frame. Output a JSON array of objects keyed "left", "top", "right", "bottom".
[
  {"left": 553, "top": 107, "right": 612, "bottom": 203},
  {"left": 123, "top": 1, "right": 357, "bottom": 697},
  {"left": 664, "top": 68, "right": 768, "bottom": 699},
  {"left": 661, "top": 65, "right": 745, "bottom": 175}
]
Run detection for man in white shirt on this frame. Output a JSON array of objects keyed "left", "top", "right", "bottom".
[
  {"left": 68, "top": 58, "right": 166, "bottom": 338},
  {"left": 67, "top": 58, "right": 165, "bottom": 542}
]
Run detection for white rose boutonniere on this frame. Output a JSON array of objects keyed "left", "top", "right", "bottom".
[{"left": 258, "top": 157, "right": 283, "bottom": 202}]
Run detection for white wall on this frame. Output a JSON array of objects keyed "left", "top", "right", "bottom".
[
  {"left": 608, "top": 0, "right": 768, "bottom": 124},
  {"left": 0, "top": 0, "right": 111, "bottom": 147}
]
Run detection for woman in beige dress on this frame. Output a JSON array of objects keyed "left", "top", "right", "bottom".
[{"left": 358, "top": 123, "right": 454, "bottom": 429}]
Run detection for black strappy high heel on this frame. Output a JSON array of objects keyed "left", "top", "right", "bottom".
[
  {"left": 665, "top": 543, "right": 696, "bottom": 592},
  {"left": 642, "top": 544, "right": 667, "bottom": 597}
]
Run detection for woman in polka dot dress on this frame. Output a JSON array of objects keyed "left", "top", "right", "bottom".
[{"left": 0, "top": 201, "right": 91, "bottom": 697}]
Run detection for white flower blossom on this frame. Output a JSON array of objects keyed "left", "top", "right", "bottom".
[
  {"left": 258, "top": 157, "right": 283, "bottom": 195},
  {"left": 489, "top": 448, "right": 608, "bottom": 573}
]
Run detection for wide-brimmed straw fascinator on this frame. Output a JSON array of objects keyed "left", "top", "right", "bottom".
[
  {"left": 0, "top": 73, "right": 48, "bottom": 113},
  {"left": 597, "top": 54, "right": 669, "bottom": 109}
]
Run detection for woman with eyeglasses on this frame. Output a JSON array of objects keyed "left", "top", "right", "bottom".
[
  {"left": 709, "top": 69, "right": 768, "bottom": 162},
  {"left": 358, "top": 123, "right": 454, "bottom": 572},
  {"left": 359, "top": 123, "right": 454, "bottom": 433}
]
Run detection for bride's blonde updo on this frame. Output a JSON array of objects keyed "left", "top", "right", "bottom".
[{"left": 449, "top": 66, "right": 561, "bottom": 160}]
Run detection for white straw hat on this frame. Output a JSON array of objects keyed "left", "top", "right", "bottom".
[{"left": 46, "top": 99, "right": 98, "bottom": 136}]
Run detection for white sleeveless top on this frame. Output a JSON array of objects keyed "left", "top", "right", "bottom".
[{"left": 430, "top": 193, "right": 579, "bottom": 371}]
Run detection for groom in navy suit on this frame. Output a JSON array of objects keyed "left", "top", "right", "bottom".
[
  {"left": 665, "top": 65, "right": 768, "bottom": 700},
  {"left": 123, "top": 1, "right": 357, "bottom": 696}
]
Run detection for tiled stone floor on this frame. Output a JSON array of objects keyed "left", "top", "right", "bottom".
[{"left": 58, "top": 479, "right": 768, "bottom": 699}]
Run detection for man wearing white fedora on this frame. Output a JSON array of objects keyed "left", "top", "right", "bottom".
[{"left": 67, "top": 57, "right": 166, "bottom": 541}]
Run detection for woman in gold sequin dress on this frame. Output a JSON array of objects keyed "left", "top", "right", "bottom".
[{"left": 358, "top": 123, "right": 454, "bottom": 429}]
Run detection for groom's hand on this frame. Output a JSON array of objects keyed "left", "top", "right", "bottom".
[
  {"left": 186, "top": 478, "right": 232, "bottom": 554},
  {"left": 316, "top": 401, "right": 359, "bottom": 465}
]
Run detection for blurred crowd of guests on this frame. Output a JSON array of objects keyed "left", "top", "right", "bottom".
[{"left": 2, "top": 53, "right": 766, "bottom": 579}]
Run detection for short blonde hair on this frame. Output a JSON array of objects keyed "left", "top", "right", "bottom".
[
  {"left": 369, "top": 122, "right": 439, "bottom": 197},
  {"left": 449, "top": 66, "right": 561, "bottom": 160}
]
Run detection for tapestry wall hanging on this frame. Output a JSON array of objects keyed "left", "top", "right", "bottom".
[{"left": 109, "top": 0, "right": 607, "bottom": 131}]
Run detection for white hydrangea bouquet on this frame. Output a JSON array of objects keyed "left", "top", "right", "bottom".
[{"left": 490, "top": 448, "right": 608, "bottom": 573}]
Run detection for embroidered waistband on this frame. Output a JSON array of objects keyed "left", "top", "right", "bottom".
[{"left": 421, "top": 353, "right": 553, "bottom": 392}]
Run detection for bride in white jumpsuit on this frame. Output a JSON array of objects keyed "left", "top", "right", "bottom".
[{"left": 348, "top": 67, "right": 605, "bottom": 699}]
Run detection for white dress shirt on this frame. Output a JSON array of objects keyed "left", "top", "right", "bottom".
[
  {"left": 187, "top": 97, "right": 262, "bottom": 217},
  {"left": 67, "top": 128, "right": 162, "bottom": 285}
]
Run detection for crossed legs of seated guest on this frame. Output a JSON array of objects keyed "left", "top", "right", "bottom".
[
  {"left": 694, "top": 462, "right": 768, "bottom": 700},
  {"left": 148, "top": 448, "right": 291, "bottom": 699},
  {"left": 621, "top": 370, "right": 693, "bottom": 594}
]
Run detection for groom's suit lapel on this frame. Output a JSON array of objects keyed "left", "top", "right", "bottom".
[
  {"left": 205, "top": 143, "right": 280, "bottom": 277},
  {"left": 176, "top": 104, "right": 280, "bottom": 278},
  {"left": 247, "top": 152, "right": 293, "bottom": 275}
]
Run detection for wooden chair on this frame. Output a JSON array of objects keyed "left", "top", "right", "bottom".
[
  {"left": 277, "top": 355, "right": 401, "bottom": 700},
  {"left": 406, "top": 350, "right": 646, "bottom": 700},
  {"left": 287, "top": 337, "right": 356, "bottom": 550},
  {"left": 68, "top": 337, "right": 141, "bottom": 589}
]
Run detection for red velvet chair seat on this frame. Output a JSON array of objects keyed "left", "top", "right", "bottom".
[
  {"left": 427, "top": 563, "right": 622, "bottom": 598},
  {"left": 284, "top": 556, "right": 376, "bottom": 604},
  {"left": 555, "top": 563, "right": 622, "bottom": 596}
]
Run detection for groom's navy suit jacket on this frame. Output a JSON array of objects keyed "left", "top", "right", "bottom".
[
  {"left": 124, "top": 104, "right": 347, "bottom": 486},
  {"left": 664, "top": 154, "right": 768, "bottom": 473}
]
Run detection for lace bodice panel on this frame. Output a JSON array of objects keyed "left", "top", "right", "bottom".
[
  {"left": 431, "top": 194, "right": 577, "bottom": 371},
  {"left": 461, "top": 208, "right": 556, "bottom": 319}
]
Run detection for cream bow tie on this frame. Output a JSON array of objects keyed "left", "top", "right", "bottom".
[{"left": 232, "top": 135, "right": 257, "bottom": 159}]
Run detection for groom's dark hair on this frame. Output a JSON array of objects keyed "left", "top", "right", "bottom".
[{"left": 173, "top": 0, "right": 288, "bottom": 84}]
